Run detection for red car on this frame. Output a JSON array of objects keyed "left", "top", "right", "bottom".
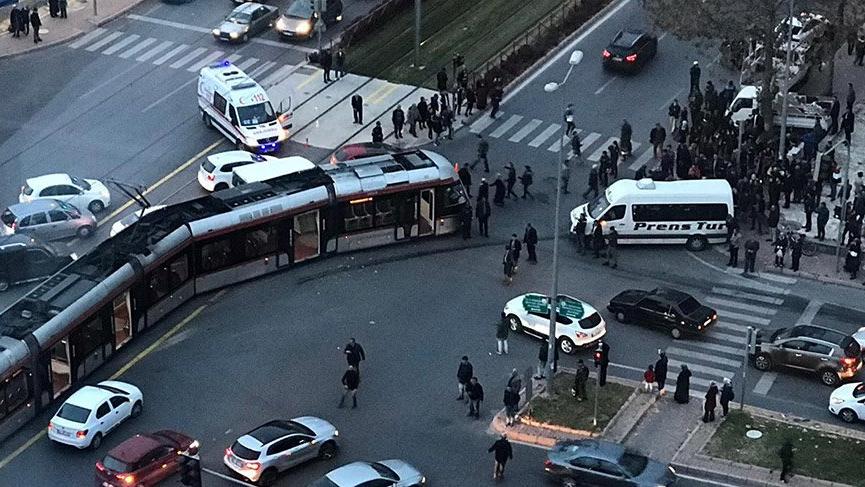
[
  {"left": 95, "top": 430, "right": 199, "bottom": 487},
  {"left": 329, "top": 142, "right": 398, "bottom": 164}
]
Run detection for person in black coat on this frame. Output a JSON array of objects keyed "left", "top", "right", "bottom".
[
  {"left": 523, "top": 223, "right": 538, "bottom": 263},
  {"left": 536, "top": 340, "right": 559, "bottom": 379},
  {"left": 654, "top": 351, "right": 668, "bottom": 396},
  {"left": 476, "top": 197, "right": 490, "bottom": 237},
  {"left": 456, "top": 356, "right": 473, "bottom": 401},
  {"left": 458, "top": 164, "right": 472, "bottom": 198},
  {"left": 321, "top": 48, "right": 332, "bottom": 82},
  {"left": 338, "top": 365, "right": 360, "bottom": 409},
  {"left": 492, "top": 174, "right": 506, "bottom": 207},
  {"left": 519, "top": 166, "right": 534, "bottom": 200},
  {"left": 344, "top": 338, "right": 366, "bottom": 369},
  {"left": 371, "top": 121, "right": 383, "bottom": 144},
  {"left": 49, "top": 0, "right": 58, "bottom": 17},
  {"left": 488, "top": 433, "right": 513, "bottom": 480},
  {"left": 720, "top": 378, "right": 735, "bottom": 416},
  {"left": 591, "top": 221, "right": 604, "bottom": 258},
  {"left": 477, "top": 178, "right": 489, "bottom": 201},
  {"left": 505, "top": 163, "right": 518, "bottom": 199},
  {"left": 417, "top": 97, "right": 429, "bottom": 129},
  {"left": 460, "top": 204, "right": 473, "bottom": 239},
  {"left": 9, "top": 5, "right": 20, "bottom": 37},
  {"left": 20, "top": 6, "right": 30, "bottom": 35},
  {"left": 508, "top": 233, "right": 522, "bottom": 267},
  {"left": 29, "top": 8, "right": 41, "bottom": 43},
  {"left": 703, "top": 381, "right": 719, "bottom": 422},
  {"left": 674, "top": 364, "right": 691, "bottom": 403},
  {"left": 391, "top": 105, "right": 405, "bottom": 139},
  {"left": 466, "top": 377, "right": 484, "bottom": 418},
  {"left": 351, "top": 94, "right": 363, "bottom": 124}
]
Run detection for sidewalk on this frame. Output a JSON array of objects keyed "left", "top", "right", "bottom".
[{"left": 0, "top": 0, "right": 144, "bottom": 59}]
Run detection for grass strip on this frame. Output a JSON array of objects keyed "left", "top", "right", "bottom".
[{"left": 527, "top": 374, "right": 633, "bottom": 432}]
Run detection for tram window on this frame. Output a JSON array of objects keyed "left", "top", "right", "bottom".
[
  {"left": 75, "top": 314, "right": 108, "bottom": 358},
  {"left": 395, "top": 195, "right": 416, "bottom": 224},
  {"left": 4, "top": 371, "right": 29, "bottom": 417},
  {"left": 439, "top": 183, "right": 467, "bottom": 214},
  {"left": 149, "top": 254, "right": 190, "bottom": 302},
  {"left": 375, "top": 199, "right": 395, "bottom": 226},
  {"left": 243, "top": 225, "right": 278, "bottom": 259},
  {"left": 200, "top": 238, "right": 234, "bottom": 272}
]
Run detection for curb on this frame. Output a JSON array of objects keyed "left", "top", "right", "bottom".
[{"left": 762, "top": 266, "right": 865, "bottom": 289}]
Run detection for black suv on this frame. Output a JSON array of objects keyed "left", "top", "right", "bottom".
[
  {"left": 607, "top": 287, "right": 716, "bottom": 339},
  {"left": 0, "top": 235, "right": 73, "bottom": 291},
  {"left": 749, "top": 325, "right": 862, "bottom": 386}
]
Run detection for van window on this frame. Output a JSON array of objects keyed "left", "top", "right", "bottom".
[
  {"left": 603, "top": 205, "right": 626, "bottom": 221},
  {"left": 229, "top": 106, "right": 239, "bottom": 126},
  {"left": 632, "top": 204, "right": 727, "bottom": 222},
  {"left": 588, "top": 194, "right": 611, "bottom": 219},
  {"left": 213, "top": 92, "right": 228, "bottom": 114}
]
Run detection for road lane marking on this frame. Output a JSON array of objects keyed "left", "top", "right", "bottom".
[
  {"left": 67, "top": 27, "right": 106, "bottom": 48},
  {"left": 85, "top": 31, "right": 123, "bottom": 52},
  {"left": 118, "top": 37, "right": 156, "bottom": 59},
  {"left": 136, "top": 40, "right": 173, "bottom": 62},
  {"left": 101, "top": 34, "right": 140, "bottom": 55},
  {"left": 152, "top": 43, "right": 188, "bottom": 65},
  {"left": 186, "top": 51, "right": 226, "bottom": 72},
  {"left": 489, "top": 115, "right": 523, "bottom": 138},
  {"left": 126, "top": 13, "right": 211, "bottom": 33},
  {"left": 262, "top": 64, "right": 297, "bottom": 87},
  {"left": 704, "top": 296, "right": 778, "bottom": 315},
  {"left": 755, "top": 271, "right": 797, "bottom": 284},
  {"left": 236, "top": 57, "right": 258, "bottom": 70},
  {"left": 587, "top": 136, "right": 617, "bottom": 161},
  {"left": 752, "top": 372, "right": 778, "bottom": 395},
  {"left": 169, "top": 47, "right": 208, "bottom": 70},
  {"left": 665, "top": 347, "right": 741, "bottom": 368},
  {"left": 686, "top": 341, "right": 742, "bottom": 356},
  {"left": 718, "top": 310, "right": 771, "bottom": 326},
  {"left": 141, "top": 78, "right": 197, "bottom": 113},
  {"left": 593, "top": 77, "right": 616, "bottom": 95},
  {"left": 469, "top": 113, "right": 498, "bottom": 134},
  {"left": 628, "top": 147, "right": 653, "bottom": 170},
  {"left": 508, "top": 119, "right": 543, "bottom": 143},
  {"left": 710, "top": 330, "right": 747, "bottom": 345},
  {"left": 0, "top": 430, "right": 45, "bottom": 470},
  {"left": 714, "top": 320, "right": 752, "bottom": 334},
  {"left": 710, "top": 287, "right": 784, "bottom": 305},
  {"left": 249, "top": 61, "right": 277, "bottom": 78},
  {"left": 528, "top": 124, "right": 559, "bottom": 147},
  {"left": 795, "top": 299, "right": 823, "bottom": 325},
  {"left": 668, "top": 358, "right": 733, "bottom": 378}
]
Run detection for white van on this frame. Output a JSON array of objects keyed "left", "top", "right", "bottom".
[
  {"left": 570, "top": 179, "right": 734, "bottom": 251},
  {"left": 231, "top": 156, "right": 316, "bottom": 187},
  {"left": 198, "top": 60, "right": 293, "bottom": 154}
]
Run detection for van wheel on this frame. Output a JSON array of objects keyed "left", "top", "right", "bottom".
[
  {"left": 0, "top": 276, "right": 9, "bottom": 292},
  {"left": 88, "top": 200, "right": 104, "bottom": 214},
  {"left": 77, "top": 226, "right": 94, "bottom": 239},
  {"left": 685, "top": 235, "right": 708, "bottom": 252},
  {"left": 202, "top": 111, "right": 213, "bottom": 128},
  {"left": 819, "top": 368, "right": 840, "bottom": 387},
  {"left": 214, "top": 183, "right": 229, "bottom": 191}
]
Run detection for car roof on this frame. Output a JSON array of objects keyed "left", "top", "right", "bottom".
[
  {"left": 611, "top": 30, "right": 646, "bottom": 47},
  {"left": 233, "top": 2, "right": 265, "bottom": 14},
  {"left": 326, "top": 461, "right": 381, "bottom": 485},
  {"left": 649, "top": 287, "right": 693, "bottom": 304},
  {"left": 246, "top": 420, "right": 303, "bottom": 445},
  {"left": 65, "top": 381, "right": 135, "bottom": 408},
  {"left": 106, "top": 433, "right": 168, "bottom": 463},
  {"left": 785, "top": 325, "right": 848, "bottom": 346},
  {"left": 25, "top": 173, "right": 74, "bottom": 189},
  {"left": 7, "top": 199, "right": 67, "bottom": 214},
  {"left": 555, "top": 439, "right": 627, "bottom": 463}
]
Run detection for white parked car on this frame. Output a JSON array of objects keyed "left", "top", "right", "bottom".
[
  {"left": 48, "top": 380, "right": 143, "bottom": 449},
  {"left": 502, "top": 293, "right": 606, "bottom": 355},
  {"left": 198, "top": 151, "right": 276, "bottom": 192},
  {"left": 309, "top": 460, "right": 426, "bottom": 487},
  {"left": 829, "top": 382, "right": 865, "bottom": 423},
  {"left": 20, "top": 173, "right": 111, "bottom": 214},
  {"left": 109, "top": 205, "right": 167, "bottom": 237}
]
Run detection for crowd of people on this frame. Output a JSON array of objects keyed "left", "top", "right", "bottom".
[{"left": 7, "top": 3, "right": 45, "bottom": 44}]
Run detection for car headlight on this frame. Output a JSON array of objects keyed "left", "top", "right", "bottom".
[
  {"left": 333, "top": 429, "right": 339, "bottom": 437},
  {"left": 229, "top": 31, "right": 240, "bottom": 39},
  {"left": 296, "top": 20, "right": 312, "bottom": 35},
  {"left": 276, "top": 17, "right": 287, "bottom": 30},
  {"left": 212, "top": 28, "right": 221, "bottom": 35},
  {"left": 830, "top": 396, "right": 844, "bottom": 405}
]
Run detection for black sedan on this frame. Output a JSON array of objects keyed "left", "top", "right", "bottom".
[
  {"left": 544, "top": 439, "right": 677, "bottom": 487},
  {"left": 607, "top": 287, "right": 716, "bottom": 339},
  {"left": 602, "top": 30, "right": 658, "bottom": 72}
]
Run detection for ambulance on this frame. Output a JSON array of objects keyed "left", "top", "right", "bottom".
[{"left": 197, "top": 60, "right": 293, "bottom": 154}]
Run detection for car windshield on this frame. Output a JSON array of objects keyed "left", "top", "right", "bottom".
[
  {"left": 678, "top": 297, "right": 701, "bottom": 315},
  {"left": 370, "top": 462, "right": 399, "bottom": 481},
  {"left": 618, "top": 451, "right": 649, "bottom": 477},
  {"left": 102, "top": 455, "right": 132, "bottom": 473},
  {"left": 57, "top": 200, "right": 80, "bottom": 216},
  {"left": 286, "top": 0, "right": 313, "bottom": 18},
  {"left": 57, "top": 403, "right": 90, "bottom": 423},
  {"left": 70, "top": 176, "right": 91, "bottom": 191},
  {"left": 237, "top": 102, "right": 277, "bottom": 127},
  {"left": 227, "top": 11, "right": 251, "bottom": 23},
  {"left": 588, "top": 193, "right": 610, "bottom": 219},
  {"left": 231, "top": 441, "right": 260, "bottom": 460}
]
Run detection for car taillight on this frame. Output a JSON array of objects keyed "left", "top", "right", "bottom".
[
  {"left": 116, "top": 473, "right": 136, "bottom": 485},
  {"left": 47, "top": 422, "right": 53, "bottom": 430},
  {"left": 602, "top": 49, "right": 611, "bottom": 59},
  {"left": 625, "top": 53, "right": 637, "bottom": 62},
  {"left": 76, "top": 430, "right": 88, "bottom": 439},
  {"left": 245, "top": 461, "right": 261, "bottom": 470},
  {"left": 225, "top": 447, "right": 233, "bottom": 457},
  {"left": 575, "top": 332, "right": 588, "bottom": 339},
  {"left": 96, "top": 461, "right": 105, "bottom": 472},
  {"left": 206, "top": 174, "right": 215, "bottom": 181},
  {"left": 841, "top": 357, "right": 859, "bottom": 369}
]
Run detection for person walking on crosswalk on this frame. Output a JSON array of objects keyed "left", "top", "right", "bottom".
[
  {"left": 564, "top": 104, "right": 576, "bottom": 135},
  {"left": 473, "top": 134, "right": 490, "bottom": 172},
  {"left": 520, "top": 166, "right": 534, "bottom": 200},
  {"left": 493, "top": 174, "right": 506, "bottom": 207},
  {"left": 570, "top": 131, "right": 582, "bottom": 164},
  {"left": 505, "top": 163, "right": 518, "bottom": 199}
]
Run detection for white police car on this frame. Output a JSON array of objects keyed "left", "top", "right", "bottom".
[{"left": 502, "top": 293, "right": 606, "bottom": 354}]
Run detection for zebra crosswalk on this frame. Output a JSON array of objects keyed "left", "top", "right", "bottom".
[
  {"left": 468, "top": 110, "right": 654, "bottom": 170},
  {"left": 65, "top": 28, "right": 287, "bottom": 83},
  {"left": 661, "top": 279, "right": 795, "bottom": 396}
]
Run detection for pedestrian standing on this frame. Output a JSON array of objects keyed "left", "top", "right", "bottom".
[
  {"left": 668, "top": 99, "right": 681, "bottom": 132},
  {"left": 536, "top": 342, "right": 548, "bottom": 380},
  {"left": 846, "top": 82, "right": 856, "bottom": 111},
  {"left": 816, "top": 202, "right": 829, "bottom": 240},
  {"left": 803, "top": 191, "right": 815, "bottom": 232},
  {"left": 59, "top": 0, "right": 67, "bottom": 17},
  {"left": 650, "top": 123, "right": 666, "bottom": 159},
  {"left": 790, "top": 232, "right": 803, "bottom": 272},
  {"left": 344, "top": 338, "right": 366, "bottom": 370},
  {"left": 417, "top": 97, "right": 429, "bottom": 129},
  {"left": 720, "top": 378, "right": 735, "bottom": 416},
  {"left": 458, "top": 164, "right": 472, "bottom": 198},
  {"left": 407, "top": 104, "right": 419, "bottom": 137},
  {"left": 702, "top": 381, "right": 718, "bottom": 422},
  {"left": 598, "top": 151, "right": 610, "bottom": 187},
  {"left": 321, "top": 48, "right": 332, "bottom": 82},
  {"left": 767, "top": 204, "right": 780, "bottom": 242},
  {"left": 842, "top": 108, "right": 855, "bottom": 145},
  {"left": 478, "top": 175, "right": 489, "bottom": 201},
  {"left": 465, "top": 86, "right": 476, "bottom": 116},
  {"left": 496, "top": 318, "right": 509, "bottom": 355},
  {"left": 583, "top": 164, "right": 599, "bottom": 200},
  {"left": 476, "top": 197, "right": 490, "bottom": 237},
  {"left": 845, "top": 239, "right": 861, "bottom": 279},
  {"left": 505, "top": 163, "right": 518, "bottom": 199},
  {"left": 49, "top": 0, "right": 58, "bottom": 17},
  {"left": 351, "top": 94, "right": 363, "bottom": 124},
  {"left": 474, "top": 134, "right": 489, "bottom": 172},
  {"left": 564, "top": 104, "right": 575, "bottom": 135},
  {"left": 460, "top": 204, "right": 473, "bottom": 240},
  {"left": 592, "top": 220, "right": 604, "bottom": 259},
  {"left": 574, "top": 213, "right": 587, "bottom": 255},
  {"left": 856, "top": 36, "right": 865, "bottom": 66},
  {"left": 9, "top": 5, "right": 20, "bottom": 38},
  {"left": 674, "top": 365, "right": 691, "bottom": 403},
  {"left": 778, "top": 439, "right": 794, "bottom": 483},
  {"left": 728, "top": 228, "right": 741, "bottom": 267},
  {"left": 848, "top": 30, "right": 857, "bottom": 56},
  {"left": 502, "top": 245, "right": 516, "bottom": 285},
  {"left": 21, "top": 6, "right": 29, "bottom": 35},
  {"left": 642, "top": 365, "right": 656, "bottom": 393},
  {"left": 371, "top": 121, "right": 383, "bottom": 144},
  {"left": 503, "top": 387, "right": 520, "bottom": 426},
  {"left": 454, "top": 84, "right": 465, "bottom": 115},
  {"left": 744, "top": 238, "right": 759, "bottom": 275},
  {"left": 523, "top": 223, "right": 538, "bottom": 263},
  {"left": 560, "top": 163, "right": 570, "bottom": 194},
  {"left": 440, "top": 104, "right": 454, "bottom": 140},
  {"left": 338, "top": 365, "right": 360, "bottom": 409},
  {"left": 456, "top": 356, "right": 473, "bottom": 401},
  {"left": 519, "top": 165, "right": 534, "bottom": 199},
  {"left": 654, "top": 351, "right": 668, "bottom": 396},
  {"left": 603, "top": 227, "right": 618, "bottom": 269},
  {"left": 507, "top": 368, "right": 522, "bottom": 396},
  {"left": 689, "top": 61, "right": 701, "bottom": 93},
  {"left": 436, "top": 66, "right": 448, "bottom": 98},
  {"left": 493, "top": 174, "right": 505, "bottom": 207},
  {"left": 466, "top": 377, "right": 484, "bottom": 418},
  {"left": 573, "top": 359, "right": 589, "bottom": 401},
  {"left": 489, "top": 86, "right": 502, "bottom": 119},
  {"left": 334, "top": 48, "right": 346, "bottom": 79},
  {"left": 391, "top": 105, "right": 405, "bottom": 139},
  {"left": 30, "top": 8, "right": 41, "bottom": 44},
  {"left": 488, "top": 434, "right": 513, "bottom": 480}
]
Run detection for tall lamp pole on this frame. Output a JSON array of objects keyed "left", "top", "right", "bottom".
[
  {"left": 777, "top": 0, "right": 794, "bottom": 161},
  {"left": 542, "top": 50, "right": 583, "bottom": 393}
]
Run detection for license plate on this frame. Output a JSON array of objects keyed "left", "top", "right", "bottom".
[{"left": 613, "top": 56, "right": 622, "bottom": 61}]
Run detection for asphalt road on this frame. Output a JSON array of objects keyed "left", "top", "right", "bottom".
[{"left": 1, "top": 0, "right": 865, "bottom": 486}]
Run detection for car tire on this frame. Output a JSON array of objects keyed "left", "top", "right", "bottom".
[
  {"left": 670, "top": 327, "right": 682, "bottom": 339},
  {"left": 614, "top": 310, "right": 629, "bottom": 323},
  {"left": 558, "top": 337, "right": 576, "bottom": 355},
  {"left": 839, "top": 408, "right": 858, "bottom": 423},
  {"left": 257, "top": 468, "right": 277, "bottom": 486},
  {"left": 77, "top": 225, "right": 94, "bottom": 239},
  {"left": 317, "top": 441, "right": 338, "bottom": 460},
  {"left": 685, "top": 235, "right": 708, "bottom": 252},
  {"left": 506, "top": 314, "right": 523, "bottom": 333},
  {"left": 214, "top": 183, "right": 229, "bottom": 191},
  {"left": 88, "top": 200, "right": 105, "bottom": 214},
  {"left": 131, "top": 401, "right": 143, "bottom": 418},
  {"left": 202, "top": 110, "right": 213, "bottom": 128},
  {"left": 89, "top": 432, "right": 102, "bottom": 450},
  {"left": 0, "top": 276, "right": 9, "bottom": 292},
  {"left": 819, "top": 369, "right": 840, "bottom": 387},
  {"left": 753, "top": 353, "right": 772, "bottom": 371}
]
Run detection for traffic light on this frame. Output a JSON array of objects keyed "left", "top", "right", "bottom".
[
  {"left": 596, "top": 341, "right": 610, "bottom": 387},
  {"left": 179, "top": 453, "right": 202, "bottom": 487},
  {"left": 593, "top": 343, "right": 603, "bottom": 367}
]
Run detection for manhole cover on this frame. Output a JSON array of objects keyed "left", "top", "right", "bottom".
[{"left": 746, "top": 429, "right": 763, "bottom": 439}]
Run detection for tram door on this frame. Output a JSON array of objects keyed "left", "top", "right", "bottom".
[
  {"left": 112, "top": 292, "right": 133, "bottom": 350},
  {"left": 293, "top": 210, "right": 320, "bottom": 263},
  {"left": 50, "top": 339, "right": 72, "bottom": 398},
  {"left": 418, "top": 189, "right": 434, "bottom": 236}
]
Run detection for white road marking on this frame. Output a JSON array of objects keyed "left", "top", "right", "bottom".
[
  {"left": 704, "top": 297, "right": 778, "bottom": 315},
  {"left": 127, "top": 13, "right": 210, "bottom": 33},
  {"left": 755, "top": 272, "right": 798, "bottom": 284},
  {"left": 187, "top": 51, "right": 226, "bottom": 72},
  {"left": 686, "top": 341, "right": 742, "bottom": 356},
  {"left": 628, "top": 147, "right": 653, "bottom": 170},
  {"left": 249, "top": 61, "right": 276, "bottom": 77},
  {"left": 668, "top": 358, "right": 734, "bottom": 379},
  {"left": 665, "top": 347, "right": 741, "bottom": 368},
  {"left": 508, "top": 119, "right": 543, "bottom": 142},
  {"left": 710, "top": 287, "right": 784, "bottom": 305},
  {"left": 85, "top": 31, "right": 124, "bottom": 52},
  {"left": 714, "top": 320, "right": 752, "bottom": 334},
  {"left": 489, "top": 115, "right": 523, "bottom": 138},
  {"left": 142, "top": 78, "right": 197, "bottom": 113},
  {"left": 226, "top": 53, "right": 243, "bottom": 63},
  {"left": 169, "top": 47, "right": 208, "bottom": 69},
  {"left": 68, "top": 27, "right": 106, "bottom": 49},
  {"left": 236, "top": 57, "right": 259, "bottom": 70},
  {"left": 752, "top": 372, "right": 778, "bottom": 395},
  {"left": 118, "top": 37, "right": 156, "bottom": 59},
  {"left": 587, "top": 136, "right": 617, "bottom": 161},
  {"left": 102, "top": 34, "right": 140, "bottom": 55},
  {"left": 709, "top": 330, "right": 748, "bottom": 345},
  {"left": 152, "top": 44, "right": 188, "bottom": 65},
  {"left": 795, "top": 299, "right": 823, "bottom": 325},
  {"left": 559, "top": 131, "right": 599, "bottom": 153},
  {"left": 136, "top": 40, "right": 173, "bottom": 62},
  {"left": 593, "top": 77, "right": 616, "bottom": 95},
  {"left": 718, "top": 310, "right": 771, "bottom": 326},
  {"left": 261, "top": 64, "right": 297, "bottom": 87},
  {"left": 528, "top": 124, "right": 560, "bottom": 147},
  {"left": 546, "top": 133, "right": 569, "bottom": 152},
  {"left": 469, "top": 113, "right": 498, "bottom": 134}
]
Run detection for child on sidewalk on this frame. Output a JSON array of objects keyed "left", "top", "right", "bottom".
[{"left": 642, "top": 365, "right": 656, "bottom": 393}]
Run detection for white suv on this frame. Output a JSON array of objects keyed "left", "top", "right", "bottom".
[
  {"left": 48, "top": 380, "right": 143, "bottom": 449},
  {"left": 20, "top": 173, "right": 111, "bottom": 214},
  {"left": 502, "top": 293, "right": 607, "bottom": 354},
  {"left": 198, "top": 151, "right": 275, "bottom": 192}
]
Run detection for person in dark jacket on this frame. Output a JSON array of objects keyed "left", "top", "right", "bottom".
[
  {"left": 842, "top": 108, "right": 855, "bottom": 145},
  {"left": 702, "top": 381, "right": 718, "bottom": 422},
  {"left": 456, "top": 356, "right": 473, "bottom": 401},
  {"left": 458, "top": 164, "right": 472, "bottom": 198},
  {"left": 503, "top": 245, "right": 516, "bottom": 285},
  {"left": 536, "top": 341, "right": 558, "bottom": 379},
  {"left": 719, "top": 378, "right": 735, "bottom": 416},
  {"left": 650, "top": 123, "right": 666, "bottom": 159},
  {"left": 790, "top": 233, "right": 803, "bottom": 272},
  {"left": 464, "top": 86, "right": 476, "bottom": 116},
  {"left": 338, "top": 365, "right": 360, "bottom": 409},
  {"left": 58, "top": 0, "right": 67, "bottom": 18},
  {"left": 583, "top": 164, "right": 599, "bottom": 200},
  {"left": 351, "top": 94, "right": 363, "bottom": 124},
  {"left": 460, "top": 204, "right": 473, "bottom": 240},
  {"left": 30, "top": 8, "right": 41, "bottom": 43},
  {"left": 466, "top": 377, "right": 484, "bottom": 418},
  {"left": 391, "top": 105, "right": 405, "bottom": 139},
  {"left": 477, "top": 177, "right": 489, "bottom": 201},
  {"left": 574, "top": 212, "right": 588, "bottom": 255},
  {"left": 371, "top": 121, "right": 383, "bottom": 144},
  {"left": 334, "top": 48, "right": 345, "bottom": 79},
  {"left": 488, "top": 433, "right": 513, "bottom": 480},
  {"left": 816, "top": 202, "right": 830, "bottom": 240},
  {"left": 505, "top": 163, "right": 518, "bottom": 199},
  {"left": 508, "top": 233, "right": 522, "bottom": 268},
  {"left": 674, "top": 364, "right": 691, "bottom": 404},
  {"left": 689, "top": 61, "right": 701, "bottom": 93},
  {"left": 492, "top": 174, "right": 506, "bottom": 207},
  {"left": 344, "top": 338, "right": 366, "bottom": 369},
  {"left": 592, "top": 220, "right": 604, "bottom": 258},
  {"left": 49, "top": 0, "right": 58, "bottom": 17},
  {"left": 655, "top": 351, "right": 668, "bottom": 396},
  {"left": 503, "top": 388, "right": 520, "bottom": 426},
  {"left": 519, "top": 166, "right": 534, "bottom": 200},
  {"left": 476, "top": 197, "right": 491, "bottom": 237},
  {"left": 778, "top": 439, "right": 794, "bottom": 483},
  {"left": 845, "top": 239, "right": 861, "bottom": 279},
  {"left": 9, "top": 5, "right": 20, "bottom": 37},
  {"left": 728, "top": 228, "right": 741, "bottom": 267},
  {"left": 523, "top": 223, "right": 538, "bottom": 263},
  {"left": 604, "top": 227, "right": 618, "bottom": 269},
  {"left": 321, "top": 48, "right": 332, "bottom": 82},
  {"left": 744, "top": 238, "right": 760, "bottom": 275},
  {"left": 417, "top": 97, "right": 429, "bottom": 129},
  {"left": 496, "top": 317, "right": 509, "bottom": 355},
  {"left": 20, "top": 6, "right": 29, "bottom": 35},
  {"left": 572, "top": 359, "right": 589, "bottom": 401}
]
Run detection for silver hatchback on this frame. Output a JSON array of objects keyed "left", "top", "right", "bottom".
[{"left": 1, "top": 199, "right": 97, "bottom": 241}]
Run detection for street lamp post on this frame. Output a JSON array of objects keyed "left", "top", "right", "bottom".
[
  {"left": 777, "top": 0, "right": 794, "bottom": 161},
  {"left": 542, "top": 50, "right": 583, "bottom": 393},
  {"left": 835, "top": 141, "right": 852, "bottom": 273}
]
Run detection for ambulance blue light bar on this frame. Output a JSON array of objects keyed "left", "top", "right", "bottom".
[{"left": 210, "top": 60, "right": 232, "bottom": 68}]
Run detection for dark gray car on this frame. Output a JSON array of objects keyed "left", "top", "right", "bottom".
[
  {"left": 213, "top": 2, "right": 279, "bottom": 43},
  {"left": 544, "top": 439, "right": 677, "bottom": 486}
]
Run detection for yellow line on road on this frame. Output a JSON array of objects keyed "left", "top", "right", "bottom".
[
  {"left": 0, "top": 431, "right": 45, "bottom": 470},
  {"left": 297, "top": 70, "right": 319, "bottom": 90},
  {"left": 100, "top": 140, "right": 223, "bottom": 226},
  {"left": 366, "top": 82, "right": 390, "bottom": 103}
]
